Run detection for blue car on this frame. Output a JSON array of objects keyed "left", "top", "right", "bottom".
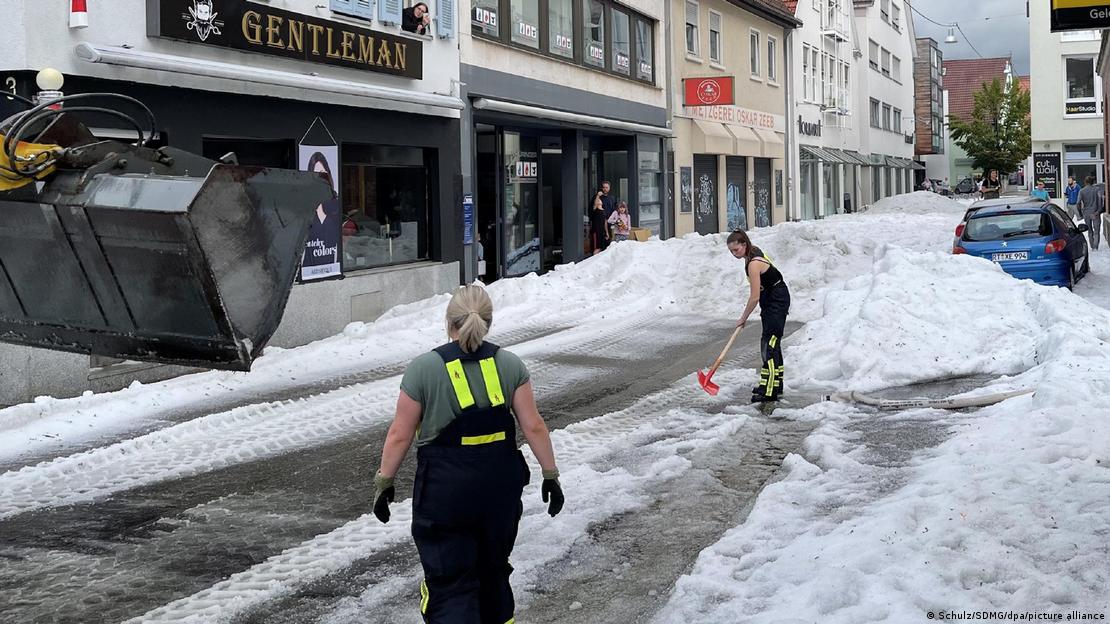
[{"left": 953, "top": 200, "right": 1090, "bottom": 289}]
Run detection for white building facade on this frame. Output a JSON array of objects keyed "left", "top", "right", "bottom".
[
  {"left": 788, "top": 0, "right": 917, "bottom": 220},
  {"left": 1030, "top": 2, "right": 1104, "bottom": 198}
]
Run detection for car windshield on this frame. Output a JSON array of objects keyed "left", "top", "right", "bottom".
[{"left": 964, "top": 213, "right": 1051, "bottom": 242}]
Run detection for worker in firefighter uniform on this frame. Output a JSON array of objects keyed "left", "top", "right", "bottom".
[
  {"left": 727, "top": 230, "right": 790, "bottom": 402},
  {"left": 372, "top": 284, "right": 564, "bottom": 623}
]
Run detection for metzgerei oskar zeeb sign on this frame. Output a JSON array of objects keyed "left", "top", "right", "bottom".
[
  {"left": 149, "top": 0, "right": 422, "bottom": 79},
  {"left": 1051, "top": 0, "right": 1110, "bottom": 32}
]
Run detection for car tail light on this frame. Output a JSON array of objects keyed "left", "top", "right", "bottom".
[
  {"left": 1045, "top": 239, "right": 1067, "bottom": 254},
  {"left": 955, "top": 223, "right": 965, "bottom": 238},
  {"left": 953, "top": 246, "right": 967, "bottom": 255}
]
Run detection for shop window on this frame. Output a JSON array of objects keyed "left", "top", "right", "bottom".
[
  {"left": 511, "top": 0, "right": 540, "bottom": 48},
  {"left": 584, "top": 0, "right": 606, "bottom": 67},
  {"left": 708, "top": 11, "right": 722, "bottom": 64},
  {"left": 638, "top": 135, "right": 662, "bottom": 236},
  {"left": 548, "top": 0, "right": 574, "bottom": 58},
  {"left": 635, "top": 19, "right": 654, "bottom": 81},
  {"left": 1065, "top": 56, "right": 1099, "bottom": 115},
  {"left": 340, "top": 145, "right": 431, "bottom": 270},
  {"left": 611, "top": 8, "right": 631, "bottom": 75},
  {"left": 472, "top": 0, "right": 500, "bottom": 37},
  {"left": 871, "top": 168, "right": 881, "bottom": 201},
  {"left": 684, "top": 0, "right": 698, "bottom": 57},
  {"left": 502, "top": 133, "right": 540, "bottom": 277}
]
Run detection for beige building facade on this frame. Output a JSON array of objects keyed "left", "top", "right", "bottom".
[{"left": 671, "top": 0, "right": 798, "bottom": 236}]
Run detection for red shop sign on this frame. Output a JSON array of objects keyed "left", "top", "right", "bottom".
[{"left": 683, "top": 77, "right": 735, "bottom": 106}]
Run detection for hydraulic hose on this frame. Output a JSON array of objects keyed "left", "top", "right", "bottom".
[{"left": 823, "top": 388, "right": 1033, "bottom": 411}]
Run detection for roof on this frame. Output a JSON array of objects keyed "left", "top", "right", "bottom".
[
  {"left": 1018, "top": 75, "right": 1030, "bottom": 93},
  {"left": 943, "top": 58, "right": 1011, "bottom": 122},
  {"left": 783, "top": 0, "right": 799, "bottom": 13},
  {"left": 728, "top": 0, "right": 802, "bottom": 27}
]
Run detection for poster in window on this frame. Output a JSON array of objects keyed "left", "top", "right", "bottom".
[
  {"left": 298, "top": 118, "right": 342, "bottom": 281},
  {"left": 680, "top": 166, "right": 693, "bottom": 213}
]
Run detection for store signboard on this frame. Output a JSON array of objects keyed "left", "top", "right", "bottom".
[
  {"left": 683, "top": 77, "right": 735, "bottom": 106},
  {"left": 1051, "top": 0, "right": 1110, "bottom": 31},
  {"left": 1033, "top": 151, "right": 1061, "bottom": 199}
]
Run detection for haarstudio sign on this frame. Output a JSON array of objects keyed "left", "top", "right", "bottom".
[{"left": 149, "top": 0, "right": 423, "bottom": 79}]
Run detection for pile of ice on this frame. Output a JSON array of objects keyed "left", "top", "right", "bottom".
[{"left": 867, "top": 190, "right": 968, "bottom": 215}]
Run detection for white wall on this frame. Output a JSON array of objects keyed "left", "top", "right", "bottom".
[
  {"left": 790, "top": 0, "right": 859, "bottom": 152},
  {"left": 854, "top": 0, "right": 915, "bottom": 161},
  {"left": 0, "top": 0, "right": 460, "bottom": 118},
  {"left": 1029, "top": 1, "right": 1102, "bottom": 146}
]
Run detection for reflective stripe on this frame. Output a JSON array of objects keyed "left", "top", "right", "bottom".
[
  {"left": 505, "top": 619, "right": 515, "bottom": 624},
  {"left": 769, "top": 335, "right": 778, "bottom": 349},
  {"left": 766, "top": 358, "right": 776, "bottom": 396},
  {"left": 445, "top": 359, "right": 475, "bottom": 409},
  {"left": 479, "top": 357, "right": 505, "bottom": 406},
  {"left": 461, "top": 431, "right": 507, "bottom": 445},
  {"left": 420, "top": 579, "right": 429, "bottom": 614}
]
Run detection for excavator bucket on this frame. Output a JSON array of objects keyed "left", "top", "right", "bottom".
[{"left": 0, "top": 126, "right": 331, "bottom": 370}]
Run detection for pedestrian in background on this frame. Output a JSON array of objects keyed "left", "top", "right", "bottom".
[
  {"left": 980, "top": 169, "right": 1002, "bottom": 200},
  {"left": 588, "top": 195, "right": 609, "bottom": 254},
  {"left": 607, "top": 201, "right": 632, "bottom": 242},
  {"left": 727, "top": 230, "right": 790, "bottom": 403},
  {"left": 1030, "top": 182, "right": 1050, "bottom": 202},
  {"left": 1077, "top": 175, "right": 1103, "bottom": 250},
  {"left": 1065, "top": 176, "right": 1081, "bottom": 220},
  {"left": 372, "top": 285, "right": 564, "bottom": 622}
]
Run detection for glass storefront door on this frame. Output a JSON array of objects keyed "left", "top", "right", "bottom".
[{"left": 502, "top": 132, "right": 541, "bottom": 276}]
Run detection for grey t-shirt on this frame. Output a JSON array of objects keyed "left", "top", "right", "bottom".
[
  {"left": 1078, "top": 185, "right": 1104, "bottom": 217},
  {"left": 400, "top": 346, "right": 530, "bottom": 447}
]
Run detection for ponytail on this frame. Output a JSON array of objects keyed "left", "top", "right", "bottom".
[{"left": 445, "top": 285, "right": 493, "bottom": 352}]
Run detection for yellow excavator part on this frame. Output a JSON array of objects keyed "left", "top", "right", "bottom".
[{"left": 0, "top": 136, "right": 59, "bottom": 191}]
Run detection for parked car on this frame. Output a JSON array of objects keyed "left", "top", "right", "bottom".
[
  {"left": 930, "top": 179, "right": 951, "bottom": 196},
  {"left": 952, "top": 177, "right": 977, "bottom": 195},
  {"left": 953, "top": 200, "right": 1090, "bottom": 289}
]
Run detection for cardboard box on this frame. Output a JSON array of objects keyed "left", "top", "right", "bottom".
[{"left": 630, "top": 227, "right": 651, "bottom": 242}]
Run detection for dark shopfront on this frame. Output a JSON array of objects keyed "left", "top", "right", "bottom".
[
  {"left": 467, "top": 98, "right": 669, "bottom": 282},
  {"left": 6, "top": 73, "right": 464, "bottom": 278}
]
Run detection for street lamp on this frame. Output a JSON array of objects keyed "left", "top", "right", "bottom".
[{"left": 944, "top": 26, "right": 958, "bottom": 44}]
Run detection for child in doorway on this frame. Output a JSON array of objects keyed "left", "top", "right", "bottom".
[{"left": 607, "top": 201, "right": 632, "bottom": 242}]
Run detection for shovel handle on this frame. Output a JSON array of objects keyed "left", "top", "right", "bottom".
[{"left": 707, "top": 325, "right": 744, "bottom": 375}]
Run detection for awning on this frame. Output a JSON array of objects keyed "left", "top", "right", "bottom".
[
  {"left": 799, "top": 145, "right": 827, "bottom": 161},
  {"left": 842, "top": 150, "right": 872, "bottom": 166},
  {"left": 726, "top": 124, "right": 763, "bottom": 156},
  {"left": 752, "top": 128, "right": 785, "bottom": 159},
  {"left": 692, "top": 119, "right": 736, "bottom": 154},
  {"left": 910, "top": 160, "right": 926, "bottom": 170},
  {"left": 472, "top": 97, "right": 672, "bottom": 136}
]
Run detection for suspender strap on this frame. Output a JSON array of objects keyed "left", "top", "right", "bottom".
[
  {"left": 444, "top": 359, "right": 475, "bottom": 409},
  {"left": 479, "top": 357, "right": 505, "bottom": 406}
]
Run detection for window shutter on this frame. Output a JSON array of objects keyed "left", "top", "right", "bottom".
[
  {"left": 437, "top": 0, "right": 456, "bottom": 38},
  {"left": 330, "top": 0, "right": 357, "bottom": 16},
  {"left": 685, "top": 1, "right": 697, "bottom": 26},
  {"left": 379, "top": 0, "right": 402, "bottom": 25},
  {"left": 355, "top": 0, "right": 374, "bottom": 18}
]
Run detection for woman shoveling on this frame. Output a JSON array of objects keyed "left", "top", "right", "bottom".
[{"left": 727, "top": 230, "right": 791, "bottom": 403}]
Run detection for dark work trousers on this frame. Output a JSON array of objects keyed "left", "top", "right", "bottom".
[
  {"left": 412, "top": 444, "right": 529, "bottom": 624},
  {"left": 755, "top": 284, "right": 790, "bottom": 399}
]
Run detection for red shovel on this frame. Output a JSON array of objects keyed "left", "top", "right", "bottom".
[{"left": 698, "top": 325, "right": 745, "bottom": 396}]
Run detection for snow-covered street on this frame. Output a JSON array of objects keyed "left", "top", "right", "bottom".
[{"left": 2, "top": 192, "right": 1109, "bottom": 623}]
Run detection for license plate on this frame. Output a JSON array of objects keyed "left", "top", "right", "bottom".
[{"left": 992, "top": 251, "right": 1029, "bottom": 262}]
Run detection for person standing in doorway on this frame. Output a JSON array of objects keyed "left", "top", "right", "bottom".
[
  {"left": 1078, "top": 175, "right": 1103, "bottom": 250},
  {"left": 727, "top": 230, "right": 791, "bottom": 403},
  {"left": 372, "top": 285, "right": 564, "bottom": 623},
  {"left": 1065, "top": 176, "right": 1081, "bottom": 220},
  {"left": 598, "top": 180, "right": 616, "bottom": 219},
  {"left": 607, "top": 201, "right": 632, "bottom": 242},
  {"left": 588, "top": 195, "right": 610, "bottom": 254}
]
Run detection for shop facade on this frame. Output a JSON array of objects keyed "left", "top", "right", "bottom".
[
  {"left": 0, "top": 0, "right": 465, "bottom": 402},
  {"left": 671, "top": 0, "right": 798, "bottom": 235},
  {"left": 459, "top": 0, "right": 670, "bottom": 282}
]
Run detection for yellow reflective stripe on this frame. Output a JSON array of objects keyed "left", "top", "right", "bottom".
[
  {"left": 505, "top": 619, "right": 515, "bottom": 624},
  {"left": 461, "top": 431, "right": 507, "bottom": 446},
  {"left": 420, "top": 579, "right": 429, "bottom": 614},
  {"left": 769, "top": 335, "right": 778, "bottom": 349},
  {"left": 445, "top": 360, "right": 475, "bottom": 409},
  {"left": 479, "top": 357, "right": 505, "bottom": 406},
  {"left": 766, "top": 358, "right": 776, "bottom": 396}
]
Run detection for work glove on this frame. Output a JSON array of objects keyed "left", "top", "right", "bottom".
[
  {"left": 541, "top": 468, "right": 564, "bottom": 517},
  {"left": 373, "top": 470, "right": 395, "bottom": 524}
]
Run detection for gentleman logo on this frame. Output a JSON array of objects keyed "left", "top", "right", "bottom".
[
  {"left": 184, "top": 0, "right": 224, "bottom": 42},
  {"left": 695, "top": 79, "right": 723, "bottom": 105}
]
